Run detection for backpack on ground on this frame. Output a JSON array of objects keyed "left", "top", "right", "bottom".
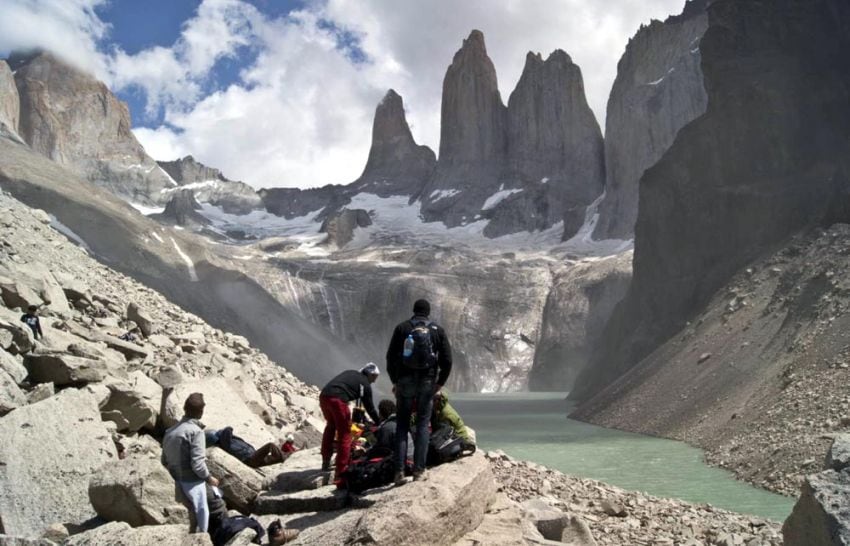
[
  {"left": 402, "top": 319, "right": 438, "bottom": 370},
  {"left": 342, "top": 447, "right": 409, "bottom": 494},
  {"left": 217, "top": 426, "right": 256, "bottom": 463},
  {"left": 212, "top": 515, "right": 265, "bottom": 546},
  {"left": 427, "top": 425, "right": 475, "bottom": 466}
]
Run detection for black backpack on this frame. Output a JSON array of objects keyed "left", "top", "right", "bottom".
[
  {"left": 403, "top": 319, "right": 437, "bottom": 370},
  {"left": 427, "top": 425, "right": 475, "bottom": 466},
  {"left": 217, "top": 426, "right": 256, "bottom": 463},
  {"left": 212, "top": 515, "right": 265, "bottom": 546},
  {"left": 342, "top": 447, "right": 410, "bottom": 494}
]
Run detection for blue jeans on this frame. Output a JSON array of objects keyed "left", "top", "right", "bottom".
[
  {"left": 395, "top": 374, "right": 435, "bottom": 472},
  {"left": 177, "top": 479, "right": 209, "bottom": 532}
]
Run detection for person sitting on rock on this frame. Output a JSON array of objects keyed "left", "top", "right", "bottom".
[
  {"left": 431, "top": 391, "right": 475, "bottom": 449},
  {"left": 161, "top": 393, "right": 219, "bottom": 533},
  {"left": 20, "top": 304, "right": 43, "bottom": 340},
  {"left": 367, "top": 398, "right": 414, "bottom": 459},
  {"left": 319, "top": 363, "right": 381, "bottom": 487}
]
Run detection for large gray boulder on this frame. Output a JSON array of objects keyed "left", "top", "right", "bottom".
[
  {"left": 0, "top": 262, "right": 70, "bottom": 315},
  {"left": 205, "top": 448, "right": 265, "bottom": 514},
  {"left": 0, "top": 368, "right": 26, "bottom": 415},
  {"left": 261, "top": 447, "right": 325, "bottom": 492},
  {"left": 593, "top": 0, "right": 709, "bottom": 240},
  {"left": 100, "top": 371, "right": 161, "bottom": 432},
  {"left": 0, "top": 349, "right": 27, "bottom": 384},
  {"left": 0, "top": 389, "right": 117, "bottom": 537},
  {"left": 88, "top": 455, "right": 187, "bottom": 527},
  {"left": 0, "top": 309, "right": 34, "bottom": 355},
  {"left": 126, "top": 303, "right": 154, "bottom": 338},
  {"left": 284, "top": 452, "right": 498, "bottom": 545},
  {"left": 23, "top": 353, "right": 108, "bottom": 386},
  {"left": 63, "top": 522, "right": 212, "bottom": 546},
  {"left": 825, "top": 434, "right": 850, "bottom": 472},
  {"left": 163, "top": 378, "right": 277, "bottom": 448},
  {"left": 783, "top": 470, "right": 850, "bottom": 545},
  {"left": 11, "top": 51, "right": 176, "bottom": 205}
]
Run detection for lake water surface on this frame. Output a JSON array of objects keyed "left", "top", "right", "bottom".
[{"left": 451, "top": 392, "right": 794, "bottom": 522}]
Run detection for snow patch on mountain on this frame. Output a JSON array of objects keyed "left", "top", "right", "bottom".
[{"left": 482, "top": 186, "right": 523, "bottom": 210}]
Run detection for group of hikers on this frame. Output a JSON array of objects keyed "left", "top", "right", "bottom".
[{"left": 159, "top": 298, "right": 475, "bottom": 543}]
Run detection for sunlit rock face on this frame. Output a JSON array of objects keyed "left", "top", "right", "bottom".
[{"left": 11, "top": 51, "right": 176, "bottom": 205}]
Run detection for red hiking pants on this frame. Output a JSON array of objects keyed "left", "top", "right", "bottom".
[{"left": 320, "top": 395, "right": 351, "bottom": 476}]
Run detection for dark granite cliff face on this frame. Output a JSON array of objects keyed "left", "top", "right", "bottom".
[
  {"left": 573, "top": 0, "right": 850, "bottom": 402},
  {"left": 594, "top": 0, "right": 709, "bottom": 241},
  {"left": 419, "top": 30, "right": 508, "bottom": 228},
  {"left": 418, "top": 32, "right": 604, "bottom": 239},
  {"left": 10, "top": 52, "right": 175, "bottom": 205},
  {"left": 349, "top": 89, "right": 436, "bottom": 197},
  {"left": 487, "top": 50, "right": 604, "bottom": 239}
]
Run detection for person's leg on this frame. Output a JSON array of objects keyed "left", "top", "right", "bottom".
[
  {"left": 329, "top": 397, "right": 352, "bottom": 479},
  {"left": 394, "top": 378, "right": 415, "bottom": 474},
  {"left": 245, "top": 443, "right": 283, "bottom": 468},
  {"left": 319, "top": 395, "right": 336, "bottom": 471},
  {"left": 412, "top": 377, "right": 435, "bottom": 475},
  {"left": 179, "top": 480, "right": 209, "bottom": 533},
  {"left": 174, "top": 481, "right": 197, "bottom": 532}
]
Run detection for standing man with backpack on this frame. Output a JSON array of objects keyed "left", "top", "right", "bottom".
[{"left": 386, "top": 299, "right": 452, "bottom": 485}]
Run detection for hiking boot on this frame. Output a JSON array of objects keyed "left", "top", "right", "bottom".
[
  {"left": 412, "top": 469, "right": 427, "bottom": 482},
  {"left": 270, "top": 528, "right": 300, "bottom": 545},
  {"left": 393, "top": 470, "right": 406, "bottom": 486}
]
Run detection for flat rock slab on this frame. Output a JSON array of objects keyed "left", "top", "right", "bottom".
[
  {"left": 23, "top": 353, "right": 108, "bottom": 386},
  {"left": 255, "top": 485, "right": 371, "bottom": 515},
  {"left": 267, "top": 452, "right": 497, "bottom": 546},
  {"left": 63, "top": 522, "right": 212, "bottom": 546},
  {"left": 0, "top": 389, "right": 117, "bottom": 537},
  {"left": 261, "top": 447, "right": 326, "bottom": 492},
  {"left": 206, "top": 448, "right": 265, "bottom": 514}
]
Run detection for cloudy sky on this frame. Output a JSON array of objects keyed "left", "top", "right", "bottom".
[{"left": 1, "top": 0, "right": 685, "bottom": 189}]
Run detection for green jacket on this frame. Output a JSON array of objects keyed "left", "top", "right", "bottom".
[{"left": 432, "top": 398, "right": 471, "bottom": 443}]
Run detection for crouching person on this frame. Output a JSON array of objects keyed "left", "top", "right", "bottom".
[{"left": 162, "top": 393, "right": 219, "bottom": 533}]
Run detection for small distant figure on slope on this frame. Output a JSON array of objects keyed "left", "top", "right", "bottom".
[{"left": 20, "top": 304, "right": 43, "bottom": 340}]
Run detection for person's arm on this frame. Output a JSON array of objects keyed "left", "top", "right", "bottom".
[
  {"left": 442, "top": 403, "right": 471, "bottom": 442},
  {"left": 386, "top": 324, "right": 404, "bottom": 385},
  {"left": 189, "top": 429, "right": 211, "bottom": 481},
  {"left": 362, "top": 383, "right": 380, "bottom": 424},
  {"left": 436, "top": 328, "right": 452, "bottom": 387}
]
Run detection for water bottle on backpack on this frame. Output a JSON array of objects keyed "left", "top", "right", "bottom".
[{"left": 403, "top": 334, "right": 414, "bottom": 358}]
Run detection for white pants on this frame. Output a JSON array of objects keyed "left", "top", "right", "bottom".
[{"left": 178, "top": 480, "right": 209, "bottom": 532}]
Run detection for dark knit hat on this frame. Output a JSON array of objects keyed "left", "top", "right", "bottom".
[
  {"left": 413, "top": 299, "right": 430, "bottom": 316},
  {"left": 184, "top": 392, "right": 205, "bottom": 418}
]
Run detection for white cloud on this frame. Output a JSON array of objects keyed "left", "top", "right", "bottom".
[
  {"left": 0, "top": 0, "right": 109, "bottom": 77},
  {"left": 4, "top": 0, "right": 689, "bottom": 189}
]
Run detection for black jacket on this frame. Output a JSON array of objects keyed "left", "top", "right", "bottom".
[
  {"left": 320, "top": 370, "right": 380, "bottom": 423},
  {"left": 386, "top": 314, "right": 452, "bottom": 386}
]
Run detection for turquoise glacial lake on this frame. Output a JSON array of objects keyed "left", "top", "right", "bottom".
[{"left": 451, "top": 392, "right": 794, "bottom": 522}]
